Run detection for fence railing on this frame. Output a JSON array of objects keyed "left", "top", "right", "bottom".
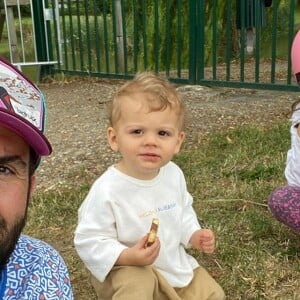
[
  {"left": 0, "top": 0, "right": 60, "bottom": 73},
  {"left": 195, "top": 0, "right": 299, "bottom": 91},
  {"left": 50, "top": 0, "right": 299, "bottom": 91},
  {"left": 1, "top": 0, "right": 299, "bottom": 91}
]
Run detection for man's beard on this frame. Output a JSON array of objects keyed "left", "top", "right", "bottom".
[
  {"left": 0, "top": 214, "right": 26, "bottom": 268},
  {"left": 0, "top": 184, "right": 30, "bottom": 269}
]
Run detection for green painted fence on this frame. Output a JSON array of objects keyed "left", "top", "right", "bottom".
[{"left": 44, "top": 0, "right": 300, "bottom": 91}]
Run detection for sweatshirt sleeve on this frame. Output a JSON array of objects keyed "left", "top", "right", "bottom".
[
  {"left": 177, "top": 170, "right": 201, "bottom": 247},
  {"left": 285, "top": 107, "right": 300, "bottom": 187},
  {"left": 74, "top": 181, "right": 127, "bottom": 282}
]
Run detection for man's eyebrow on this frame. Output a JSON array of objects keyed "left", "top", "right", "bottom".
[{"left": 0, "top": 155, "right": 27, "bottom": 170}]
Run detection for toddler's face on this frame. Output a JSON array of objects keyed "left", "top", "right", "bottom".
[{"left": 107, "top": 93, "right": 185, "bottom": 180}]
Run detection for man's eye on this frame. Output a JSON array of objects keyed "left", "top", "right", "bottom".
[{"left": 0, "top": 166, "right": 12, "bottom": 175}]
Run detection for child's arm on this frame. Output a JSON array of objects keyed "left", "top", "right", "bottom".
[
  {"left": 189, "top": 228, "right": 215, "bottom": 254},
  {"left": 285, "top": 103, "right": 300, "bottom": 186},
  {"left": 115, "top": 234, "right": 160, "bottom": 266}
]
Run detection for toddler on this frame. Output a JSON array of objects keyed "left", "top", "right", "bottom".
[{"left": 74, "top": 72, "right": 225, "bottom": 299}]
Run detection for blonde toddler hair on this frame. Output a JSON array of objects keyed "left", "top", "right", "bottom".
[{"left": 108, "top": 72, "right": 185, "bottom": 130}]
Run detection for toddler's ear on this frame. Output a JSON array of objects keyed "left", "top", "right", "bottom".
[
  {"left": 107, "top": 127, "right": 119, "bottom": 152},
  {"left": 174, "top": 131, "right": 185, "bottom": 154}
]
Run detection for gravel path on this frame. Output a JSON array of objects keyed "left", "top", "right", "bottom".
[{"left": 36, "top": 77, "right": 298, "bottom": 192}]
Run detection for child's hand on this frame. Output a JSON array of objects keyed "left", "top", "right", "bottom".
[
  {"left": 189, "top": 229, "right": 215, "bottom": 254},
  {"left": 115, "top": 235, "right": 160, "bottom": 266}
]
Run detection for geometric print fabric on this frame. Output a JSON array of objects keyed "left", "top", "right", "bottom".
[{"left": 0, "top": 234, "right": 73, "bottom": 299}]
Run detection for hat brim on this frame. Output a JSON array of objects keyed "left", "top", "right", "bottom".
[{"left": 0, "top": 108, "right": 52, "bottom": 158}]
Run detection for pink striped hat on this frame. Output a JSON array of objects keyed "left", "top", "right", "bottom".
[{"left": 0, "top": 57, "right": 52, "bottom": 168}]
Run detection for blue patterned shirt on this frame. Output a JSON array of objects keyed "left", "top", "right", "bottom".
[{"left": 0, "top": 234, "right": 74, "bottom": 299}]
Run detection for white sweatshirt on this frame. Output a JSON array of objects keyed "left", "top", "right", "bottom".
[
  {"left": 74, "top": 161, "right": 201, "bottom": 288},
  {"left": 285, "top": 106, "right": 300, "bottom": 186}
]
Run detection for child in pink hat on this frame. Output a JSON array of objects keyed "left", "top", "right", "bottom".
[{"left": 268, "top": 31, "right": 300, "bottom": 232}]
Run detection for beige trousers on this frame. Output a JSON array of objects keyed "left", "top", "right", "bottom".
[{"left": 91, "top": 265, "right": 225, "bottom": 300}]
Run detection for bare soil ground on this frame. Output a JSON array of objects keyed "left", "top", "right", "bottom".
[{"left": 36, "top": 77, "right": 298, "bottom": 191}]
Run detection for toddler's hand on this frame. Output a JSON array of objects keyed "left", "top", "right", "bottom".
[
  {"left": 116, "top": 235, "right": 160, "bottom": 266},
  {"left": 189, "top": 229, "right": 215, "bottom": 254}
]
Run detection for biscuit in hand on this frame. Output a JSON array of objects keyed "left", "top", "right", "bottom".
[{"left": 146, "top": 218, "right": 159, "bottom": 247}]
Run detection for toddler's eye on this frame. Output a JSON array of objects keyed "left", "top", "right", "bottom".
[
  {"left": 158, "top": 131, "right": 170, "bottom": 136},
  {"left": 131, "top": 129, "right": 143, "bottom": 135}
]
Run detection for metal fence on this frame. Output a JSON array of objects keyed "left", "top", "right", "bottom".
[
  {"left": 0, "top": 0, "right": 60, "bottom": 72},
  {"left": 51, "top": 0, "right": 191, "bottom": 81},
  {"left": 1, "top": 0, "right": 299, "bottom": 91},
  {"left": 194, "top": 0, "right": 300, "bottom": 91}
]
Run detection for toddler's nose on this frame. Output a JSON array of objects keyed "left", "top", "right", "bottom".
[{"left": 143, "top": 132, "right": 158, "bottom": 146}]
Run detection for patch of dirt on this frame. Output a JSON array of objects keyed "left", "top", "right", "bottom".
[{"left": 36, "top": 77, "right": 299, "bottom": 192}]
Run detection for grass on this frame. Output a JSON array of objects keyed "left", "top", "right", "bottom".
[{"left": 24, "top": 120, "right": 299, "bottom": 300}]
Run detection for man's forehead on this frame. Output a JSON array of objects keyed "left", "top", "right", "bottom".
[{"left": 0, "top": 126, "right": 30, "bottom": 157}]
